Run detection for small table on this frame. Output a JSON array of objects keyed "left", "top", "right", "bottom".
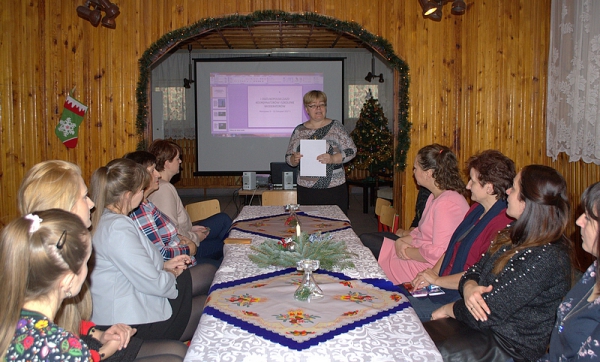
[{"left": 347, "top": 178, "right": 393, "bottom": 213}]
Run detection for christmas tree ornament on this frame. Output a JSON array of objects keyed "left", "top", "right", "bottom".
[{"left": 55, "top": 92, "right": 88, "bottom": 148}]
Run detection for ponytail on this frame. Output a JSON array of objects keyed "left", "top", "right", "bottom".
[{"left": 0, "top": 210, "right": 90, "bottom": 359}]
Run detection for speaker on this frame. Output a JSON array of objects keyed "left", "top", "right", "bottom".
[
  {"left": 283, "top": 171, "right": 294, "bottom": 190},
  {"left": 242, "top": 172, "right": 256, "bottom": 190}
]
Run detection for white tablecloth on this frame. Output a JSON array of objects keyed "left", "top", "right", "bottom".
[{"left": 184, "top": 206, "right": 442, "bottom": 362}]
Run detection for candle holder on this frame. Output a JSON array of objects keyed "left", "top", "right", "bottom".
[{"left": 294, "top": 259, "right": 323, "bottom": 302}]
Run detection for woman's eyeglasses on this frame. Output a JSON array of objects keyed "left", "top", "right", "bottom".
[{"left": 306, "top": 104, "right": 327, "bottom": 109}]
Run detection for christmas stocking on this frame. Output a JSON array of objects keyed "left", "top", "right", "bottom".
[{"left": 55, "top": 94, "right": 88, "bottom": 148}]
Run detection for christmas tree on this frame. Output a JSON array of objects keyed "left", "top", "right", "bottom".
[{"left": 347, "top": 93, "right": 393, "bottom": 179}]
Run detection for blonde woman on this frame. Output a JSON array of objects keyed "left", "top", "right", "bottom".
[{"left": 18, "top": 160, "right": 187, "bottom": 361}]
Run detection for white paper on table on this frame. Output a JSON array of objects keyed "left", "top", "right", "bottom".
[{"left": 300, "top": 139, "right": 326, "bottom": 177}]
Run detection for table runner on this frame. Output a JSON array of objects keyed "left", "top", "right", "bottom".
[
  {"left": 204, "top": 268, "right": 409, "bottom": 351},
  {"left": 230, "top": 212, "right": 351, "bottom": 240}
]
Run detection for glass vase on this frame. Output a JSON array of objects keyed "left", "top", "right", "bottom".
[{"left": 294, "top": 259, "right": 324, "bottom": 302}]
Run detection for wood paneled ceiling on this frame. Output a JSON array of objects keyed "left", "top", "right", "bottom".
[{"left": 179, "top": 22, "right": 368, "bottom": 50}]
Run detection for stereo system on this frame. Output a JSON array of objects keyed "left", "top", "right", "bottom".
[
  {"left": 242, "top": 171, "right": 257, "bottom": 190},
  {"left": 283, "top": 171, "right": 294, "bottom": 190}
]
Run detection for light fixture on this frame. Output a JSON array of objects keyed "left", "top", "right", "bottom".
[
  {"left": 184, "top": 44, "right": 195, "bottom": 89},
  {"left": 77, "top": 0, "right": 120, "bottom": 29},
  {"left": 76, "top": 5, "right": 102, "bottom": 27},
  {"left": 365, "top": 53, "right": 384, "bottom": 83},
  {"left": 418, "top": 0, "right": 467, "bottom": 21}
]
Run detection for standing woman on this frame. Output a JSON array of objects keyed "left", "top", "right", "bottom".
[
  {"left": 428, "top": 165, "right": 572, "bottom": 362},
  {"left": 378, "top": 144, "right": 469, "bottom": 284},
  {"left": 148, "top": 139, "right": 231, "bottom": 262},
  {"left": 540, "top": 181, "right": 600, "bottom": 361},
  {"left": 90, "top": 158, "right": 203, "bottom": 343},
  {"left": 285, "top": 90, "right": 357, "bottom": 214},
  {"left": 0, "top": 210, "right": 93, "bottom": 361}
]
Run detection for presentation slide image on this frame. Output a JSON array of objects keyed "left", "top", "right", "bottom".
[
  {"left": 211, "top": 87, "right": 227, "bottom": 98},
  {"left": 213, "top": 122, "right": 227, "bottom": 131},
  {"left": 213, "top": 111, "right": 227, "bottom": 120},
  {"left": 247, "top": 86, "right": 303, "bottom": 128},
  {"left": 212, "top": 98, "right": 227, "bottom": 109}
]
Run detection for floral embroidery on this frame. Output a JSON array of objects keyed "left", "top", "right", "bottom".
[
  {"left": 7, "top": 311, "right": 92, "bottom": 361},
  {"left": 336, "top": 292, "right": 375, "bottom": 304},
  {"left": 275, "top": 310, "right": 320, "bottom": 324},
  {"left": 287, "top": 330, "right": 316, "bottom": 336},
  {"left": 227, "top": 293, "right": 262, "bottom": 307}
]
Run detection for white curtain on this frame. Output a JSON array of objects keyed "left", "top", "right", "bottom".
[
  {"left": 151, "top": 49, "right": 394, "bottom": 140},
  {"left": 547, "top": 0, "right": 600, "bottom": 164}
]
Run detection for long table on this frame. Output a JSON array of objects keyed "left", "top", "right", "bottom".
[{"left": 184, "top": 205, "right": 441, "bottom": 362}]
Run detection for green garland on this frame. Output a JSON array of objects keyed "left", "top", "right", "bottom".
[
  {"left": 136, "top": 10, "right": 411, "bottom": 170},
  {"left": 249, "top": 232, "right": 356, "bottom": 271}
]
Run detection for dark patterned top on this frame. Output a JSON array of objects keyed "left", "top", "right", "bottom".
[
  {"left": 285, "top": 120, "right": 356, "bottom": 189},
  {"left": 539, "top": 261, "right": 600, "bottom": 362},
  {"left": 5, "top": 309, "right": 92, "bottom": 362},
  {"left": 454, "top": 240, "right": 571, "bottom": 361}
]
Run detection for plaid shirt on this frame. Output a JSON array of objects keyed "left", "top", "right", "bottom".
[{"left": 130, "top": 200, "right": 197, "bottom": 266}]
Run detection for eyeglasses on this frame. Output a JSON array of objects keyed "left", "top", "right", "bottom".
[{"left": 306, "top": 104, "right": 327, "bottom": 110}]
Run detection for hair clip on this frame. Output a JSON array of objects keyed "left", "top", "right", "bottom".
[
  {"left": 439, "top": 149, "right": 444, "bottom": 154},
  {"left": 56, "top": 230, "right": 67, "bottom": 250},
  {"left": 24, "top": 214, "right": 43, "bottom": 234}
]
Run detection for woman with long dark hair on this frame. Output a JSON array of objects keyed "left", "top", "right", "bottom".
[
  {"left": 428, "top": 165, "right": 572, "bottom": 362},
  {"left": 540, "top": 181, "right": 600, "bottom": 361}
]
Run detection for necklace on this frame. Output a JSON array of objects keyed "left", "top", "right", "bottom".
[{"left": 558, "top": 285, "right": 595, "bottom": 333}]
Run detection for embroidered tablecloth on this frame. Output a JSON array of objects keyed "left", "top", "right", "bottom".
[
  {"left": 185, "top": 206, "right": 442, "bottom": 362},
  {"left": 204, "top": 268, "right": 409, "bottom": 350},
  {"left": 230, "top": 212, "right": 351, "bottom": 240}
]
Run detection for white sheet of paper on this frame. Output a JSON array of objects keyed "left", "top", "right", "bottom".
[{"left": 300, "top": 139, "right": 326, "bottom": 177}]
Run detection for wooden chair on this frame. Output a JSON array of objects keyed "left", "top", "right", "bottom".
[
  {"left": 375, "top": 198, "right": 392, "bottom": 232},
  {"left": 261, "top": 190, "right": 297, "bottom": 206},
  {"left": 379, "top": 205, "right": 399, "bottom": 233},
  {"left": 185, "top": 199, "right": 221, "bottom": 223}
]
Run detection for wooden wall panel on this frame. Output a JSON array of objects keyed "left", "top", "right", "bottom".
[{"left": 0, "top": 0, "right": 598, "bottom": 268}]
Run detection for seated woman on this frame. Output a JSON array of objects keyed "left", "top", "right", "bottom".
[
  {"left": 427, "top": 165, "right": 572, "bottom": 362},
  {"left": 408, "top": 150, "right": 515, "bottom": 321},
  {"left": 148, "top": 139, "right": 231, "bottom": 261},
  {"left": 377, "top": 144, "right": 470, "bottom": 285},
  {"left": 0, "top": 210, "right": 95, "bottom": 361},
  {"left": 18, "top": 160, "right": 187, "bottom": 361},
  {"left": 90, "top": 158, "right": 204, "bottom": 342},
  {"left": 125, "top": 150, "right": 217, "bottom": 297},
  {"left": 539, "top": 181, "right": 600, "bottom": 361}
]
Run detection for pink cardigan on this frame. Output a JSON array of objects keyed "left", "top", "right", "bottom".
[{"left": 378, "top": 190, "right": 469, "bottom": 284}]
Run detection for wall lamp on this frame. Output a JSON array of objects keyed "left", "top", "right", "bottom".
[
  {"left": 365, "top": 53, "right": 384, "bottom": 83},
  {"left": 418, "top": 0, "right": 466, "bottom": 21},
  {"left": 77, "top": 0, "right": 120, "bottom": 29}
]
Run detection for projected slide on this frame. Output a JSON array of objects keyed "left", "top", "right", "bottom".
[
  {"left": 195, "top": 58, "right": 343, "bottom": 173},
  {"left": 209, "top": 73, "right": 323, "bottom": 137}
]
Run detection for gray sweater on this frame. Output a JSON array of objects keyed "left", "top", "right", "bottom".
[{"left": 454, "top": 239, "right": 571, "bottom": 361}]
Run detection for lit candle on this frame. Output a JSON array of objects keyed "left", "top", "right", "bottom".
[{"left": 296, "top": 223, "right": 301, "bottom": 238}]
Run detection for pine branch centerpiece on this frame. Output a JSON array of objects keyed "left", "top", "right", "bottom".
[{"left": 249, "top": 232, "right": 356, "bottom": 271}]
